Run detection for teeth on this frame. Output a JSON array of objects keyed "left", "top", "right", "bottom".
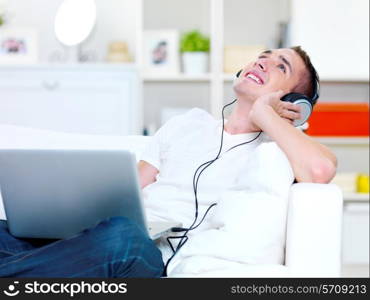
[{"left": 247, "top": 73, "right": 262, "bottom": 84}]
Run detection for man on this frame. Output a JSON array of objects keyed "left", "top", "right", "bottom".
[
  {"left": 0, "top": 46, "right": 336, "bottom": 278},
  {"left": 139, "top": 47, "right": 336, "bottom": 187},
  {"left": 138, "top": 46, "right": 337, "bottom": 275}
]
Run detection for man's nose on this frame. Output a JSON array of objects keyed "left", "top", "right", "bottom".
[{"left": 255, "top": 60, "right": 267, "bottom": 72}]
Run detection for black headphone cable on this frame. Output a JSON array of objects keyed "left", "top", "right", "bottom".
[{"left": 163, "top": 99, "right": 262, "bottom": 276}]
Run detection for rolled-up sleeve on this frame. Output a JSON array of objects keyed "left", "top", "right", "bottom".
[{"left": 140, "top": 114, "right": 184, "bottom": 170}]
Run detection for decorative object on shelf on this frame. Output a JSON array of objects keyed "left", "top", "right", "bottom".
[
  {"left": 78, "top": 49, "right": 96, "bottom": 63},
  {"left": 357, "top": 174, "right": 370, "bottom": 194},
  {"left": 143, "top": 29, "right": 180, "bottom": 75},
  {"left": 224, "top": 45, "right": 265, "bottom": 73},
  {"left": 306, "top": 103, "right": 370, "bottom": 136},
  {"left": 332, "top": 172, "right": 370, "bottom": 195},
  {"left": 142, "top": 123, "right": 157, "bottom": 136},
  {"left": 180, "top": 30, "right": 210, "bottom": 74},
  {"left": 331, "top": 172, "right": 358, "bottom": 193},
  {"left": 48, "top": 49, "right": 96, "bottom": 63},
  {"left": 0, "top": 28, "right": 38, "bottom": 64},
  {"left": 54, "top": 0, "right": 97, "bottom": 63},
  {"left": 48, "top": 49, "right": 68, "bottom": 63},
  {"left": 106, "top": 41, "right": 132, "bottom": 63},
  {"left": 0, "top": 0, "right": 7, "bottom": 27},
  {"left": 276, "top": 22, "right": 289, "bottom": 48}
]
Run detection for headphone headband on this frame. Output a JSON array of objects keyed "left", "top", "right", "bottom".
[{"left": 311, "top": 78, "right": 320, "bottom": 103}]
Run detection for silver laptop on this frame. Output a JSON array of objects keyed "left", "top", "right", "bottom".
[{"left": 0, "top": 149, "right": 180, "bottom": 240}]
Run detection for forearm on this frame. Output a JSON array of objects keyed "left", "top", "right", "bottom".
[
  {"left": 138, "top": 160, "right": 159, "bottom": 189},
  {"left": 252, "top": 105, "right": 337, "bottom": 183}
]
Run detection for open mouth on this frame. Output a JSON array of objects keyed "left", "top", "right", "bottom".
[{"left": 245, "top": 72, "right": 264, "bottom": 85}]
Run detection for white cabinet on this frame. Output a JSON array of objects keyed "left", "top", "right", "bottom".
[
  {"left": 342, "top": 203, "right": 369, "bottom": 265},
  {"left": 0, "top": 64, "right": 141, "bottom": 135},
  {"left": 318, "top": 138, "right": 370, "bottom": 268}
]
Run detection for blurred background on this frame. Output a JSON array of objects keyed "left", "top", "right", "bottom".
[{"left": 0, "top": 0, "right": 369, "bottom": 277}]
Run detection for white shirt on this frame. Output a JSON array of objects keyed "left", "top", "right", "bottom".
[
  {"left": 140, "top": 108, "right": 294, "bottom": 274},
  {"left": 141, "top": 108, "right": 264, "bottom": 226}
]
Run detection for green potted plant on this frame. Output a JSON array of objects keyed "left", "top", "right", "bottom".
[
  {"left": 180, "top": 30, "right": 210, "bottom": 74},
  {"left": 0, "top": 0, "right": 7, "bottom": 27}
]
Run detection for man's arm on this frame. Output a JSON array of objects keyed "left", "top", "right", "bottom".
[
  {"left": 251, "top": 91, "right": 337, "bottom": 184},
  {"left": 137, "top": 160, "right": 159, "bottom": 189}
]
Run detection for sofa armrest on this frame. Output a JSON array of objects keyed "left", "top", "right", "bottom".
[{"left": 285, "top": 183, "right": 343, "bottom": 277}]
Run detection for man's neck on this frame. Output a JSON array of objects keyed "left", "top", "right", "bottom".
[{"left": 224, "top": 99, "right": 261, "bottom": 134}]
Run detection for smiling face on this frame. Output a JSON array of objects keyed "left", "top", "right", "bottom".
[{"left": 233, "top": 48, "right": 307, "bottom": 101}]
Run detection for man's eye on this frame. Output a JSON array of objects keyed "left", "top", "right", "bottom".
[{"left": 278, "top": 64, "right": 286, "bottom": 73}]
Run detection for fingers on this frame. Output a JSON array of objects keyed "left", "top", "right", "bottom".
[
  {"left": 283, "top": 110, "right": 301, "bottom": 120},
  {"left": 280, "top": 101, "right": 301, "bottom": 120},
  {"left": 282, "top": 117, "right": 294, "bottom": 125},
  {"left": 283, "top": 101, "right": 301, "bottom": 112}
]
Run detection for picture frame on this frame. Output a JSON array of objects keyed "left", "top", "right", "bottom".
[
  {"left": 0, "top": 28, "right": 38, "bottom": 64},
  {"left": 142, "top": 30, "right": 180, "bottom": 75}
]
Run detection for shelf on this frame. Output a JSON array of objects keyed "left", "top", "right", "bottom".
[
  {"left": 313, "top": 137, "right": 369, "bottom": 145},
  {"left": 142, "top": 73, "right": 257, "bottom": 82},
  {"left": 223, "top": 73, "right": 370, "bottom": 83},
  {"left": 142, "top": 73, "right": 244, "bottom": 82},
  {"left": 343, "top": 192, "right": 369, "bottom": 203},
  {"left": 143, "top": 73, "right": 211, "bottom": 82},
  {"left": 0, "top": 63, "right": 138, "bottom": 71}
]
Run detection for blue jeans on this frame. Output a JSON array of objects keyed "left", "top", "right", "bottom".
[{"left": 0, "top": 217, "right": 164, "bottom": 277}]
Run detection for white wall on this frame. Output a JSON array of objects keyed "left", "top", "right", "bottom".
[
  {"left": 144, "top": 0, "right": 210, "bottom": 34},
  {"left": 224, "top": 0, "right": 290, "bottom": 48},
  {"left": 289, "top": 0, "right": 369, "bottom": 81},
  {"left": 4, "top": 0, "right": 138, "bottom": 63}
]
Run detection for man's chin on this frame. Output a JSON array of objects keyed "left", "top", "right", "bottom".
[
  {"left": 233, "top": 84, "right": 264, "bottom": 100},
  {"left": 233, "top": 89, "right": 261, "bottom": 102}
]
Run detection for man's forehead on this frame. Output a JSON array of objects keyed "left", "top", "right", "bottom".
[
  {"left": 261, "top": 48, "right": 305, "bottom": 72},
  {"left": 261, "top": 48, "right": 296, "bottom": 59}
]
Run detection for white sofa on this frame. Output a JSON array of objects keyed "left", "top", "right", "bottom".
[{"left": 0, "top": 125, "right": 343, "bottom": 277}]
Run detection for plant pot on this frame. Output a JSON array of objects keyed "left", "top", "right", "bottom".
[{"left": 182, "top": 52, "right": 209, "bottom": 74}]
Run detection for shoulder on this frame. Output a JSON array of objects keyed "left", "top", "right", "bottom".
[
  {"left": 156, "top": 108, "right": 214, "bottom": 138},
  {"left": 252, "top": 138, "right": 294, "bottom": 182},
  {"left": 165, "top": 108, "right": 212, "bottom": 123},
  {"left": 165, "top": 108, "right": 214, "bottom": 129},
  {"left": 254, "top": 138, "right": 293, "bottom": 181},
  {"left": 255, "top": 134, "right": 288, "bottom": 162},
  {"left": 183, "top": 107, "right": 214, "bottom": 122}
]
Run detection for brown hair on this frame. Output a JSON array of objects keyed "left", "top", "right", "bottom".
[{"left": 290, "top": 46, "right": 320, "bottom": 104}]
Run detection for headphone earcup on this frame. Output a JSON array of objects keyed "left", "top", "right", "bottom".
[
  {"left": 236, "top": 69, "right": 242, "bottom": 78},
  {"left": 281, "top": 93, "right": 313, "bottom": 127}
]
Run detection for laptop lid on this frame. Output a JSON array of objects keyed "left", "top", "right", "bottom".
[{"left": 0, "top": 149, "right": 148, "bottom": 239}]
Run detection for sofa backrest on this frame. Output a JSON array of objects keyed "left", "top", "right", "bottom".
[{"left": 0, "top": 125, "right": 151, "bottom": 157}]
